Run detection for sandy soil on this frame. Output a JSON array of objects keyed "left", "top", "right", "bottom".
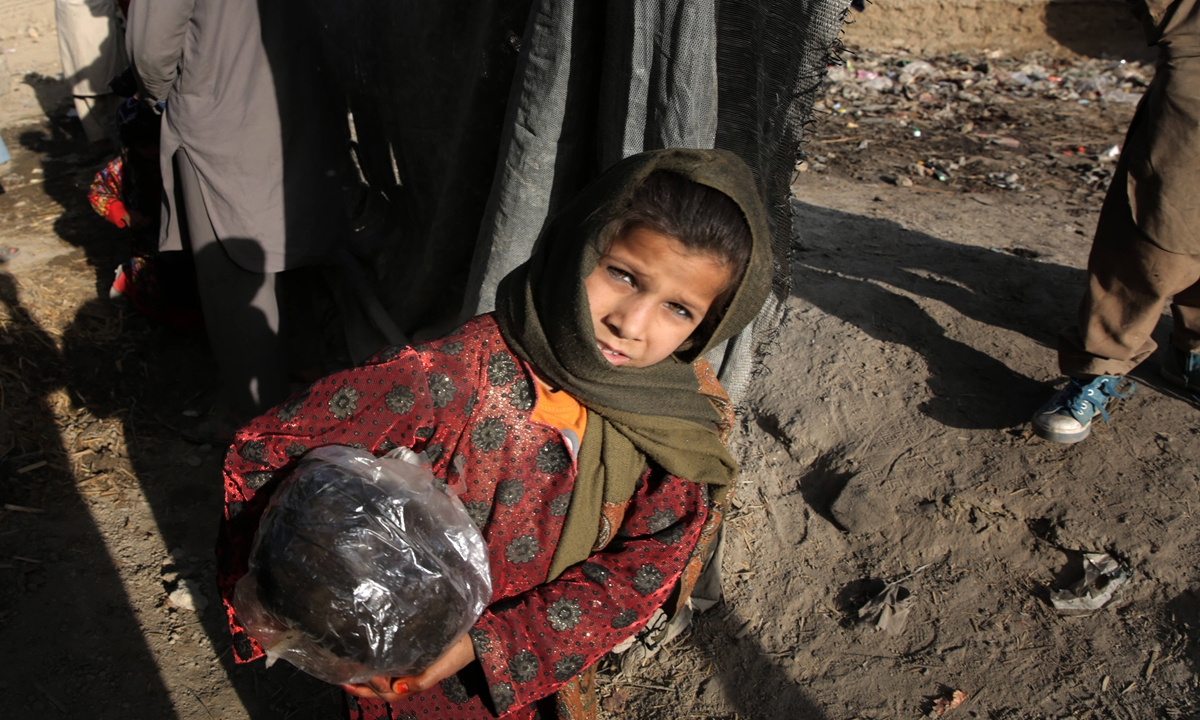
[{"left": 1, "top": 37, "right": 1199, "bottom": 720}]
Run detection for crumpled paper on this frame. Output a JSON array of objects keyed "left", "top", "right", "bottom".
[{"left": 1051, "top": 552, "right": 1132, "bottom": 616}]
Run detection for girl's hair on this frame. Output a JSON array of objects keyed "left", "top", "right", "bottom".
[{"left": 605, "top": 170, "right": 754, "bottom": 343}]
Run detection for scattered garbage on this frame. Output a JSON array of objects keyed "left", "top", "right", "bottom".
[
  {"left": 987, "top": 172, "right": 1024, "bottom": 191},
  {"left": 820, "top": 51, "right": 1150, "bottom": 108},
  {"left": 806, "top": 47, "right": 1146, "bottom": 198},
  {"left": 1051, "top": 552, "right": 1133, "bottom": 616}
]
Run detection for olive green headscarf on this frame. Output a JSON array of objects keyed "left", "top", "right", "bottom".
[{"left": 494, "top": 149, "right": 773, "bottom": 581}]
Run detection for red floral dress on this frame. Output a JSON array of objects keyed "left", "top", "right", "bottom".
[{"left": 217, "top": 314, "right": 724, "bottom": 719}]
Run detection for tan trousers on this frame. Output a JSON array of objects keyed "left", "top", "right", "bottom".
[
  {"left": 1058, "top": 162, "right": 1200, "bottom": 378},
  {"left": 1058, "top": 0, "right": 1200, "bottom": 378}
]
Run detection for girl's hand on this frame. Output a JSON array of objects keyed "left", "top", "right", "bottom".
[{"left": 340, "top": 633, "right": 476, "bottom": 703}]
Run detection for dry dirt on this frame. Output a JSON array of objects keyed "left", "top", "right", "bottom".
[{"left": 1, "top": 34, "right": 1199, "bottom": 720}]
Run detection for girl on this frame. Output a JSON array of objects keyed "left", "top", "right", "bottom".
[{"left": 216, "top": 148, "right": 772, "bottom": 719}]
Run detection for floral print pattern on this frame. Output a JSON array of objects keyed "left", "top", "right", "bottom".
[
  {"left": 632, "top": 564, "right": 663, "bottom": 596},
  {"left": 328, "top": 385, "right": 359, "bottom": 420},
  {"left": 429, "top": 373, "right": 457, "bottom": 408},
  {"left": 239, "top": 440, "right": 267, "bottom": 464},
  {"left": 491, "top": 682, "right": 516, "bottom": 714},
  {"left": 553, "top": 655, "right": 585, "bottom": 682},
  {"left": 488, "top": 351, "right": 517, "bottom": 386},
  {"left": 243, "top": 471, "right": 273, "bottom": 490},
  {"left": 276, "top": 396, "right": 304, "bottom": 422},
  {"left": 549, "top": 492, "right": 572, "bottom": 517},
  {"left": 496, "top": 480, "right": 525, "bottom": 506},
  {"left": 464, "top": 500, "right": 492, "bottom": 530},
  {"left": 440, "top": 676, "right": 470, "bottom": 704},
  {"left": 611, "top": 609, "right": 638, "bottom": 629},
  {"left": 647, "top": 508, "right": 678, "bottom": 534},
  {"left": 508, "top": 650, "right": 539, "bottom": 683},
  {"left": 536, "top": 440, "right": 570, "bottom": 475},
  {"left": 546, "top": 598, "right": 583, "bottom": 632},
  {"left": 469, "top": 627, "right": 492, "bottom": 655},
  {"left": 508, "top": 378, "right": 533, "bottom": 411},
  {"left": 385, "top": 384, "right": 415, "bottom": 415},
  {"left": 506, "top": 535, "right": 540, "bottom": 564},
  {"left": 471, "top": 417, "right": 508, "bottom": 452}
]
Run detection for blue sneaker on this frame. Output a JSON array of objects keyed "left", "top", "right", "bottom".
[
  {"left": 1032, "top": 375, "right": 1133, "bottom": 444},
  {"left": 1160, "top": 344, "right": 1200, "bottom": 393}
]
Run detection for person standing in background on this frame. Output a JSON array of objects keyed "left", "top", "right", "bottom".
[
  {"left": 1033, "top": 0, "right": 1200, "bottom": 443},
  {"left": 125, "top": 0, "right": 347, "bottom": 430},
  {"left": 55, "top": 0, "right": 127, "bottom": 146}
]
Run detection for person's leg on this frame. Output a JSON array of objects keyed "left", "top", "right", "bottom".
[
  {"left": 1162, "top": 276, "right": 1200, "bottom": 390},
  {"left": 176, "top": 151, "right": 289, "bottom": 420},
  {"left": 1056, "top": 184, "right": 1200, "bottom": 379},
  {"left": 1036, "top": 158, "right": 1200, "bottom": 443},
  {"left": 1171, "top": 277, "right": 1200, "bottom": 353}
]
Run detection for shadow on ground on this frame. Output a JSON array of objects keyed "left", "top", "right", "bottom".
[
  {"left": 789, "top": 199, "right": 1094, "bottom": 430},
  {"left": 0, "top": 122, "right": 338, "bottom": 716},
  {"left": 691, "top": 608, "right": 830, "bottom": 719}
]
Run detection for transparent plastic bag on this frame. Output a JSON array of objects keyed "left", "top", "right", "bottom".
[{"left": 233, "top": 445, "right": 492, "bottom": 685}]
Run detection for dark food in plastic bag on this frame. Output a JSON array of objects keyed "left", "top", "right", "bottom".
[{"left": 233, "top": 446, "right": 491, "bottom": 685}]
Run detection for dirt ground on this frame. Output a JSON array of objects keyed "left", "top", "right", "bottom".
[{"left": 2, "top": 29, "right": 1199, "bottom": 720}]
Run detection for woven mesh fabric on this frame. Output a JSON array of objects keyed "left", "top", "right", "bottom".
[{"left": 711, "top": 0, "right": 853, "bottom": 398}]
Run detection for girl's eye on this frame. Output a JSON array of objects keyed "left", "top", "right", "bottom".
[
  {"left": 607, "top": 266, "right": 633, "bottom": 285},
  {"left": 667, "top": 303, "right": 692, "bottom": 320}
]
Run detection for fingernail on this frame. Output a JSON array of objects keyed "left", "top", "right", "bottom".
[{"left": 392, "top": 681, "right": 409, "bottom": 695}]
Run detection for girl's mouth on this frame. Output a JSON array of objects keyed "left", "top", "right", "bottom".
[{"left": 597, "top": 341, "right": 630, "bottom": 366}]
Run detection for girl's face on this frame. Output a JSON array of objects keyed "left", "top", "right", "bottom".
[{"left": 584, "top": 226, "right": 732, "bottom": 368}]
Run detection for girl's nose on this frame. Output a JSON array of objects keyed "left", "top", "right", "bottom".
[{"left": 606, "top": 297, "right": 652, "bottom": 340}]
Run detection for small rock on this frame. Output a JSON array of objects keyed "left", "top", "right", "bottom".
[
  {"left": 167, "top": 581, "right": 209, "bottom": 613},
  {"left": 897, "top": 175, "right": 913, "bottom": 187}
]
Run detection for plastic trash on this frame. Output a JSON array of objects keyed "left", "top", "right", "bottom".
[
  {"left": 1050, "top": 552, "right": 1132, "bottom": 616},
  {"left": 858, "top": 580, "right": 915, "bottom": 635},
  {"left": 233, "top": 445, "right": 492, "bottom": 685},
  {"left": 855, "top": 561, "right": 936, "bottom": 636}
]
